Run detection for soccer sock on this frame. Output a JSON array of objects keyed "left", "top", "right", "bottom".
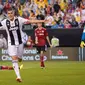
[
  {"left": 40, "top": 56, "right": 45, "bottom": 67},
  {"left": 12, "top": 60, "right": 21, "bottom": 79},
  {"left": 1, "top": 66, "right": 8, "bottom": 70}
]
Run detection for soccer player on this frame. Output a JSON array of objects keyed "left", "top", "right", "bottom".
[
  {"left": 0, "top": 7, "right": 45, "bottom": 82},
  {"left": 35, "top": 17, "right": 51, "bottom": 68},
  {"left": 80, "top": 27, "right": 85, "bottom": 48},
  {"left": 0, "top": 64, "right": 23, "bottom": 70}
]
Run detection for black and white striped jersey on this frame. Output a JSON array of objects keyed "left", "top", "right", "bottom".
[{"left": 0, "top": 17, "right": 28, "bottom": 46}]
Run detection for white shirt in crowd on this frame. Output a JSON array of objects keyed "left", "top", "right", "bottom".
[
  {"left": 45, "top": 15, "right": 54, "bottom": 26},
  {"left": 81, "top": 9, "right": 85, "bottom": 22}
]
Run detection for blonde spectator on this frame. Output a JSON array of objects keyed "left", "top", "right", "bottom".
[
  {"left": 53, "top": 12, "right": 58, "bottom": 21},
  {"left": 59, "top": 0, "right": 68, "bottom": 12},
  {"left": 18, "top": 5, "right": 23, "bottom": 16},
  {"left": 73, "top": 7, "right": 81, "bottom": 23},
  {"left": 36, "top": 0, "right": 48, "bottom": 9}
]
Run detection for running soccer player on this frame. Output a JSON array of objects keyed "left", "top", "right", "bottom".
[
  {"left": 35, "top": 17, "right": 51, "bottom": 68},
  {"left": 0, "top": 7, "right": 45, "bottom": 82}
]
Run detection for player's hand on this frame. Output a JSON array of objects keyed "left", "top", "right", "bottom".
[
  {"left": 49, "top": 44, "right": 52, "bottom": 48},
  {"left": 35, "top": 41, "right": 38, "bottom": 44},
  {"left": 45, "top": 19, "right": 49, "bottom": 23},
  {"left": 80, "top": 41, "right": 85, "bottom": 48}
]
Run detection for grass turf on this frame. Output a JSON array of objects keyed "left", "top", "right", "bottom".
[{"left": 0, "top": 61, "right": 85, "bottom": 85}]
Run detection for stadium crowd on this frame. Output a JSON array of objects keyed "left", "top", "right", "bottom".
[{"left": 0, "top": 0, "right": 85, "bottom": 29}]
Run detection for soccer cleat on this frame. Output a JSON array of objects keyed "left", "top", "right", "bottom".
[
  {"left": 18, "top": 58, "right": 22, "bottom": 62},
  {"left": 40, "top": 66, "right": 45, "bottom": 69},
  {"left": 19, "top": 64, "right": 23, "bottom": 70},
  {"left": 16, "top": 78, "right": 22, "bottom": 82}
]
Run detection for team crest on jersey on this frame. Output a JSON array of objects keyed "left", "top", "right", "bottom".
[
  {"left": 7, "top": 22, "right": 10, "bottom": 26},
  {"left": 15, "top": 20, "right": 18, "bottom": 25}
]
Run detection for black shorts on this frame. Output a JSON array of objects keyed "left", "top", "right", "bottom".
[{"left": 36, "top": 45, "right": 46, "bottom": 54}]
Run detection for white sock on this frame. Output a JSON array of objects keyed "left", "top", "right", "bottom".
[{"left": 12, "top": 60, "right": 21, "bottom": 79}]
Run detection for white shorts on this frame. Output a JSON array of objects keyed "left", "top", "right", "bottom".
[{"left": 8, "top": 44, "right": 24, "bottom": 58}]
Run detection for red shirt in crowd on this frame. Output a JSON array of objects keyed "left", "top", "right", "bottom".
[{"left": 35, "top": 28, "right": 48, "bottom": 46}]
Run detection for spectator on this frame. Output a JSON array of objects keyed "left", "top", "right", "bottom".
[
  {"left": 59, "top": 0, "right": 68, "bottom": 12},
  {"left": 45, "top": 13, "right": 54, "bottom": 28},
  {"left": 18, "top": 4, "right": 23, "bottom": 16},
  {"left": 81, "top": 7, "right": 85, "bottom": 22},
  {"left": 64, "top": 19, "right": 72, "bottom": 29},
  {"left": 4, "top": 1, "right": 11, "bottom": 13},
  {"left": 29, "top": 1, "right": 38, "bottom": 14},
  {"left": 80, "top": 0, "right": 85, "bottom": 9},
  {"left": 73, "top": 7, "right": 81, "bottom": 23},
  {"left": 37, "top": 0, "right": 47, "bottom": 9},
  {"left": 29, "top": 10, "right": 36, "bottom": 20},
  {"left": 68, "top": 15, "right": 79, "bottom": 28},
  {"left": 23, "top": 10, "right": 29, "bottom": 18},
  {"left": 53, "top": 1, "right": 61, "bottom": 13},
  {"left": 0, "top": 1, "right": 3, "bottom": 10}
]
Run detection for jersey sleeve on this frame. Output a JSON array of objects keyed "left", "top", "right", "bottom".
[
  {"left": 44, "top": 28, "right": 48, "bottom": 37},
  {"left": 18, "top": 17, "right": 29, "bottom": 24}
]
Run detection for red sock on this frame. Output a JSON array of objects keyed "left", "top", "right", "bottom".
[
  {"left": 1, "top": 66, "right": 9, "bottom": 70},
  {"left": 40, "top": 56, "right": 45, "bottom": 67},
  {"left": 1, "top": 66, "right": 13, "bottom": 70}
]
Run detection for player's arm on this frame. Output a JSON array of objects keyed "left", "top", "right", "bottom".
[
  {"left": 46, "top": 36, "right": 52, "bottom": 47},
  {"left": 44, "top": 29, "right": 51, "bottom": 47},
  {"left": 19, "top": 17, "right": 45, "bottom": 24},
  {"left": 80, "top": 28, "right": 85, "bottom": 48},
  {"left": 28, "top": 20, "right": 45, "bottom": 23},
  {"left": 35, "top": 36, "right": 38, "bottom": 44},
  {"left": 35, "top": 30, "right": 38, "bottom": 44}
]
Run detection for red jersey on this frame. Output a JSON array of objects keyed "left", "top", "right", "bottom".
[{"left": 35, "top": 28, "right": 48, "bottom": 46}]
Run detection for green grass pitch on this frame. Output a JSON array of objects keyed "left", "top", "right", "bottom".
[{"left": 0, "top": 61, "right": 85, "bottom": 85}]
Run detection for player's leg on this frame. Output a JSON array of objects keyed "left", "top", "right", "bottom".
[
  {"left": 12, "top": 56, "right": 22, "bottom": 82},
  {"left": 8, "top": 45, "right": 22, "bottom": 82},
  {"left": 18, "top": 44, "right": 24, "bottom": 62},
  {"left": 40, "top": 46, "right": 46, "bottom": 68},
  {"left": 40, "top": 50, "right": 45, "bottom": 68},
  {"left": 18, "top": 44, "right": 24, "bottom": 70}
]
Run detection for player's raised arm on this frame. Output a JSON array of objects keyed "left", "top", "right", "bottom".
[
  {"left": 80, "top": 28, "right": 85, "bottom": 48},
  {"left": 28, "top": 19, "right": 45, "bottom": 23}
]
